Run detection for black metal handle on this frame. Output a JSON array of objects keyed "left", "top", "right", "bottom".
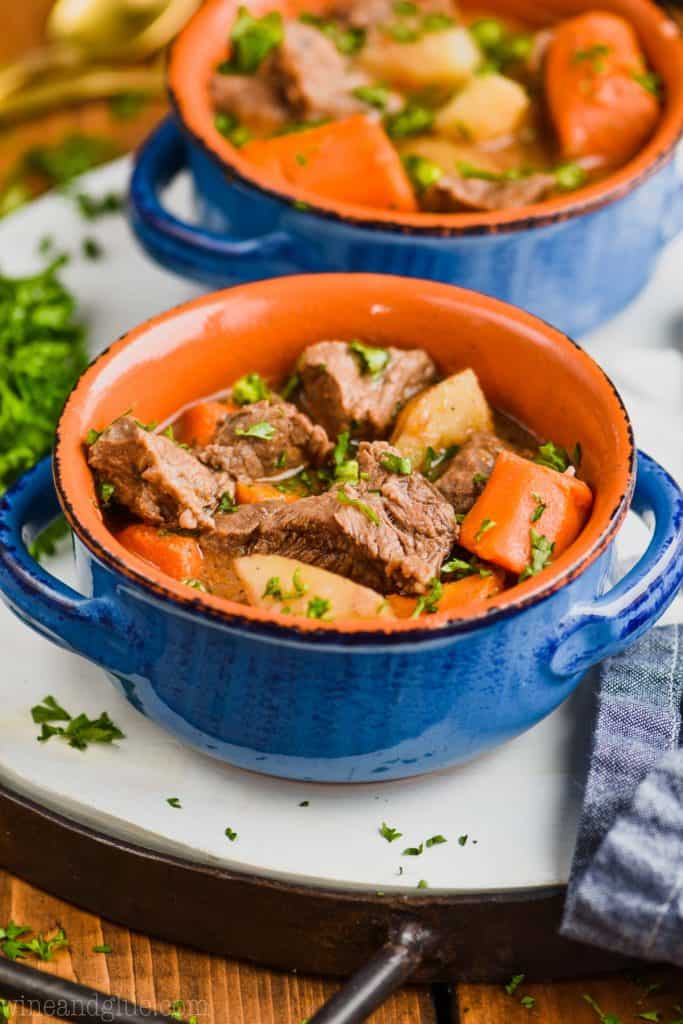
[
  {"left": 309, "top": 923, "right": 436, "bottom": 1024},
  {"left": 0, "top": 956, "right": 175, "bottom": 1024}
]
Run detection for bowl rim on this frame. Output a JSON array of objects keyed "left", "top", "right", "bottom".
[
  {"left": 166, "top": 0, "right": 683, "bottom": 237},
  {"left": 53, "top": 273, "right": 636, "bottom": 645}
]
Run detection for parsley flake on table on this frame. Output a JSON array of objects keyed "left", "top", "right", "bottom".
[
  {"left": 505, "top": 974, "right": 525, "bottom": 996},
  {"left": 582, "top": 993, "right": 623, "bottom": 1024},
  {"left": 0, "top": 925, "right": 68, "bottom": 963},
  {"left": 225, "top": 827, "right": 238, "bottom": 841},
  {"left": 167, "top": 797, "right": 182, "bottom": 809},
  {"left": 93, "top": 944, "right": 112, "bottom": 954},
  {"left": 425, "top": 834, "right": 447, "bottom": 848},
  {"left": 458, "top": 834, "right": 468, "bottom": 846},
  {"left": 402, "top": 843, "right": 424, "bottom": 856},
  {"left": 299, "top": 800, "right": 310, "bottom": 807},
  {"left": 417, "top": 879, "right": 429, "bottom": 889},
  {"left": 520, "top": 995, "right": 536, "bottom": 1010},
  {"left": 637, "top": 1014, "right": 660, "bottom": 1023},
  {"left": 379, "top": 822, "right": 403, "bottom": 843}
]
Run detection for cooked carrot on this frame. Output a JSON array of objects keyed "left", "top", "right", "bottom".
[
  {"left": 545, "top": 12, "right": 660, "bottom": 168},
  {"left": 241, "top": 115, "right": 418, "bottom": 212},
  {"left": 116, "top": 524, "right": 203, "bottom": 581},
  {"left": 459, "top": 450, "right": 593, "bottom": 576},
  {"left": 175, "top": 400, "right": 234, "bottom": 447},
  {"left": 388, "top": 571, "right": 505, "bottom": 619},
  {"left": 235, "top": 481, "right": 299, "bottom": 504}
]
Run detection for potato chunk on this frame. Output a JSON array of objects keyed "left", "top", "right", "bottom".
[
  {"left": 391, "top": 368, "right": 493, "bottom": 470},
  {"left": 233, "top": 555, "right": 394, "bottom": 621},
  {"left": 359, "top": 28, "right": 481, "bottom": 89},
  {"left": 435, "top": 73, "right": 530, "bottom": 142}
]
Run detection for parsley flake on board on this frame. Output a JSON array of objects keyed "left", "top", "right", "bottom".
[
  {"left": 582, "top": 994, "right": 625, "bottom": 1024},
  {"left": 31, "top": 697, "right": 124, "bottom": 751},
  {"left": 337, "top": 487, "right": 381, "bottom": 525},
  {"left": 520, "top": 995, "right": 536, "bottom": 1010},
  {"left": 93, "top": 944, "right": 112, "bottom": 954},
  {"left": 505, "top": 974, "right": 525, "bottom": 996},
  {"left": 348, "top": 339, "right": 390, "bottom": 377},
  {"left": 219, "top": 7, "right": 284, "bottom": 75},
  {"left": 379, "top": 822, "right": 403, "bottom": 843},
  {"left": 0, "top": 923, "right": 68, "bottom": 963},
  {"left": 235, "top": 421, "right": 277, "bottom": 440},
  {"left": 232, "top": 371, "right": 270, "bottom": 405}
]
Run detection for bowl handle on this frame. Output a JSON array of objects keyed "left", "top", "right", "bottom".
[
  {"left": 0, "top": 458, "right": 136, "bottom": 676},
  {"left": 549, "top": 450, "right": 683, "bottom": 679},
  {"left": 129, "top": 116, "right": 295, "bottom": 285}
]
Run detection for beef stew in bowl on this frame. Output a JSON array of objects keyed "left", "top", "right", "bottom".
[
  {"left": 208, "top": 0, "right": 663, "bottom": 213},
  {"left": 86, "top": 341, "right": 593, "bottom": 625}
]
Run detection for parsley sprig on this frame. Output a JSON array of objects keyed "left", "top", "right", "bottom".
[
  {"left": 0, "top": 921, "right": 68, "bottom": 962},
  {"left": 31, "top": 695, "right": 124, "bottom": 751}
]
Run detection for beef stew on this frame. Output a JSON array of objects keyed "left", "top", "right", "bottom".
[
  {"left": 208, "top": 0, "right": 663, "bottom": 213},
  {"left": 86, "top": 340, "right": 594, "bottom": 624}
]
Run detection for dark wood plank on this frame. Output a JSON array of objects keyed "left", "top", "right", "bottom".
[
  {"left": 455, "top": 973, "right": 683, "bottom": 1022},
  {"left": 0, "top": 872, "right": 435, "bottom": 1023}
]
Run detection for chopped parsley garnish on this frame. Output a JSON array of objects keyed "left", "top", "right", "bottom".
[
  {"left": 232, "top": 371, "right": 270, "bottom": 405},
  {"left": 332, "top": 431, "right": 359, "bottom": 483},
  {"left": 573, "top": 442, "right": 582, "bottom": 469},
  {"left": 380, "top": 452, "right": 412, "bottom": 475},
  {"left": 31, "top": 696, "right": 124, "bottom": 751},
  {"left": 535, "top": 440, "right": 576, "bottom": 472},
  {"left": 403, "top": 843, "right": 424, "bottom": 856},
  {"left": 441, "top": 557, "right": 476, "bottom": 578},
  {"left": 519, "top": 529, "right": 554, "bottom": 581},
  {"left": 109, "top": 92, "right": 148, "bottom": 121},
  {"left": 235, "top": 421, "right": 277, "bottom": 440},
  {"left": 293, "top": 200, "right": 311, "bottom": 211},
  {"left": 530, "top": 492, "right": 546, "bottom": 523},
  {"left": 93, "top": 944, "right": 113, "bottom": 954},
  {"left": 425, "top": 834, "right": 447, "bottom": 847},
  {"left": 472, "top": 472, "right": 487, "bottom": 486},
  {"left": 182, "top": 578, "right": 209, "bottom": 592},
  {"left": 295, "top": 153, "right": 308, "bottom": 167},
  {"left": 299, "top": 12, "right": 365, "bottom": 54},
  {"left": 337, "top": 487, "right": 381, "bottom": 525},
  {"left": 505, "top": 974, "right": 525, "bottom": 996},
  {"left": 572, "top": 43, "right": 611, "bottom": 72},
  {"left": 555, "top": 162, "right": 587, "bottom": 192},
  {"left": 582, "top": 993, "right": 623, "bottom": 1024},
  {"left": 352, "top": 84, "right": 391, "bottom": 110},
  {"left": 0, "top": 922, "right": 32, "bottom": 961},
  {"left": 307, "top": 596, "right": 331, "bottom": 620},
  {"left": 402, "top": 154, "right": 443, "bottom": 194},
  {"left": 394, "top": 0, "right": 417, "bottom": 13},
  {"left": 422, "top": 445, "right": 458, "bottom": 481},
  {"left": 469, "top": 21, "right": 532, "bottom": 70},
  {"left": 411, "top": 577, "right": 443, "bottom": 618},
  {"left": 75, "top": 191, "right": 123, "bottom": 220},
  {"left": 469, "top": 17, "right": 505, "bottom": 50},
  {"left": 263, "top": 569, "right": 308, "bottom": 602},
  {"left": 0, "top": 1000, "right": 9, "bottom": 1020},
  {"left": 29, "top": 516, "right": 70, "bottom": 563},
  {"left": 520, "top": 996, "right": 536, "bottom": 1010},
  {"left": 275, "top": 451, "right": 288, "bottom": 469},
  {"left": 214, "top": 111, "right": 252, "bottom": 147},
  {"left": 379, "top": 822, "right": 403, "bottom": 843},
  {"left": 458, "top": 834, "right": 468, "bottom": 846},
  {"left": 218, "top": 491, "right": 237, "bottom": 514},
  {"left": 457, "top": 161, "right": 530, "bottom": 183},
  {"left": 167, "top": 797, "right": 182, "bottom": 809},
  {"left": 16, "top": 929, "right": 68, "bottom": 963},
  {"left": 219, "top": 6, "right": 284, "bottom": 74},
  {"left": 225, "top": 827, "right": 238, "bottom": 841},
  {"left": 385, "top": 103, "right": 434, "bottom": 139},
  {"left": 82, "top": 237, "right": 102, "bottom": 260},
  {"left": 299, "top": 800, "right": 310, "bottom": 807},
  {"left": 632, "top": 71, "right": 662, "bottom": 97},
  {"left": 264, "top": 576, "right": 284, "bottom": 599},
  {"left": 86, "top": 428, "right": 101, "bottom": 446},
  {"left": 417, "top": 879, "right": 428, "bottom": 889},
  {"left": 349, "top": 339, "right": 390, "bottom": 377},
  {"left": 280, "top": 372, "right": 300, "bottom": 399},
  {"left": 474, "top": 518, "right": 496, "bottom": 543}
]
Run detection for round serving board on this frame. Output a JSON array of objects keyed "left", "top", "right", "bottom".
[{"left": 0, "top": 156, "right": 681, "bottom": 979}]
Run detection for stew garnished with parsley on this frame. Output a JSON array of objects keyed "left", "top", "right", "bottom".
[
  {"left": 86, "top": 339, "right": 593, "bottom": 623},
  {"left": 208, "top": 1, "right": 662, "bottom": 213}
]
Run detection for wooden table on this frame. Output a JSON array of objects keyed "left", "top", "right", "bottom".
[{"left": 1, "top": 5, "right": 682, "bottom": 1023}]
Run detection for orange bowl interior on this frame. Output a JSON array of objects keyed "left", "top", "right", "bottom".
[
  {"left": 54, "top": 275, "right": 634, "bottom": 635},
  {"left": 168, "top": 0, "right": 683, "bottom": 231}
]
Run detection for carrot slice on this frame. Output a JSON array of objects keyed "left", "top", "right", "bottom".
[
  {"left": 235, "top": 481, "right": 299, "bottom": 504},
  {"left": 545, "top": 11, "right": 660, "bottom": 168},
  {"left": 388, "top": 571, "right": 505, "bottom": 619},
  {"left": 459, "top": 450, "right": 593, "bottom": 577},
  {"left": 116, "top": 524, "right": 203, "bottom": 581},
  {"left": 175, "top": 400, "right": 235, "bottom": 447},
  {"left": 241, "top": 115, "right": 418, "bottom": 212}
]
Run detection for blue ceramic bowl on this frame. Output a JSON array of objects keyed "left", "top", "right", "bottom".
[
  {"left": 0, "top": 275, "right": 681, "bottom": 783},
  {"left": 127, "top": 0, "right": 683, "bottom": 336}
]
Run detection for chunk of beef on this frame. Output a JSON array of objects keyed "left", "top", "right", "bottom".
[
  {"left": 337, "top": 0, "right": 457, "bottom": 30},
  {"left": 268, "top": 21, "right": 368, "bottom": 120},
  {"left": 199, "top": 399, "right": 331, "bottom": 481},
  {"left": 210, "top": 70, "right": 289, "bottom": 132},
  {"left": 421, "top": 171, "right": 557, "bottom": 212},
  {"left": 297, "top": 340, "right": 437, "bottom": 439},
  {"left": 200, "top": 441, "right": 456, "bottom": 594},
  {"left": 88, "top": 416, "right": 233, "bottom": 531},
  {"left": 435, "top": 431, "right": 511, "bottom": 514}
]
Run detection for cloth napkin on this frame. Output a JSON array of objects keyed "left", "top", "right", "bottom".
[{"left": 561, "top": 625, "right": 683, "bottom": 965}]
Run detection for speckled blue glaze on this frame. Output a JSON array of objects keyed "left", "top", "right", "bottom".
[
  {"left": 0, "top": 452, "right": 681, "bottom": 783},
  {"left": 128, "top": 118, "right": 683, "bottom": 337}
]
